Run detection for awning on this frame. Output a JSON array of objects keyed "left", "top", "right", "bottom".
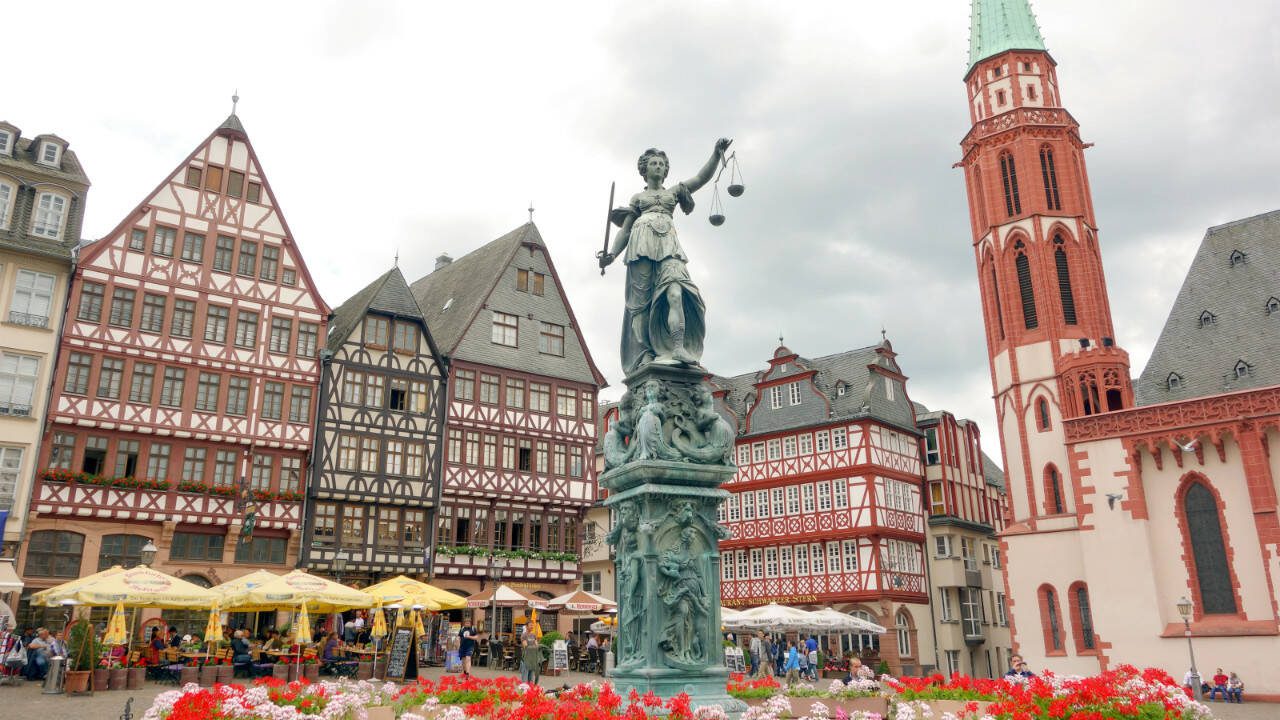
[{"left": 0, "top": 560, "right": 22, "bottom": 593}]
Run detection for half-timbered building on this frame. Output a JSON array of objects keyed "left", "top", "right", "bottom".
[
  {"left": 916, "top": 405, "right": 1010, "bottom": 678},
  {"left": 0, "top": 122, "right": 90, "bottom": 579},
  {"left": 712, "top": 340, "right": 932, "bottom": 675},
  {"left": 410, "top": 223, "right": 605, "bottom": 630},
  {"left": 300, "top": 266, "right": 447, "bottom": 583},
  {"left": 15, "top": 112, "right": 329, "bottom": 627}
]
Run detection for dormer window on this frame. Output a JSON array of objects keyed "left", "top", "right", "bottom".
[
  {"left": 1234, "top": 361, "right": 1252, "bottom": 379},
  {"left": 1166, "top": 372, "right": 1183, "bottom": 390},
  {"left": 0, "top": 131, "right": 11, "bottom": 155},
  {"left": 38, "top": 141, "right": 62, "bottom": 168},
  {"left": 1198, "top": 311, "right": 1216, "bottom": 327},
  {"left": 0, "top": 182, "right": 13, "bottom": 230},
  {"left": 1229, "top": 249, "right": 1248, "bottom": 267},
  {"left": 1267, "top": 297, "right": 1280, "bottom": 315}
]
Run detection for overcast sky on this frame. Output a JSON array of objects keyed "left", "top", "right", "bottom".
[{"left": 13, "top": 1, "right": 1280, "bottom": 458}]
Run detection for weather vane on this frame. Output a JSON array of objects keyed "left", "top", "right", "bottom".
[{"left": 231, "top": 90, "right": 239, "bottom": 115}]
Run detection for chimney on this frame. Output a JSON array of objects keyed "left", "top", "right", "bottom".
[{"left": 435, "top": 253, "right": 453, "bottom": 271}]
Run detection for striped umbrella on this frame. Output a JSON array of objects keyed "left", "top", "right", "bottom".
[{"left": 103, "top": 601, "right": 129, "bottom": 646}]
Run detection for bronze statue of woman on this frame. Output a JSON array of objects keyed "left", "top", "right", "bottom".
[{"left": 599, "top": 138, "right": 732, "bottom": 374}]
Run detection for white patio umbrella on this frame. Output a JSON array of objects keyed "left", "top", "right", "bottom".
[
  {"left": 720, "top": 607, "right": 743, "bottom": 623},
  {"left": 807, "top": 608, "right": 887, "bottom": 634},
  {"left": 723, "top": 602, "right": 832, "bottom": 632}
]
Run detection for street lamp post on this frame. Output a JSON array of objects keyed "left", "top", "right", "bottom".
[
  {"left": 334, "top": 551, "right": 348, "bottom": 584},
  {"left": 1177, "top": 596, "right": 1202, "bottom": 702},
  {"left": 487, "top": 559, "right": 509, "bottom": 645},
  {"left": 139, "top": 540, "right": 158, "bottom": 567}
]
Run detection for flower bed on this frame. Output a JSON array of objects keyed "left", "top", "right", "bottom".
[{"left": 144, "top": 675, "right": 725, "bottom": 720}]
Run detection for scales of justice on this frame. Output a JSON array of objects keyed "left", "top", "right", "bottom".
[{"left": 595, "top": 138, "right": 748, "bottom": 714}]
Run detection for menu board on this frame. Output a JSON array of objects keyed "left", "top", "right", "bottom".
[
  {"left": 551, "top": 640, "right": 569, "bottom": 670},
  {"left": 724, "top": 647, "right": 745, "bottom": 672},
  {"left": 385, "top": 627, "right": 415, "bottom": 681}
]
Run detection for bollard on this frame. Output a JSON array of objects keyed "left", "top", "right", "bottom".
[
  {"left": 43, "top": 656, "right": 66, "bottom": 694},
  {"left": 604, "top": 649, "right": 614, "bottom": 677}
]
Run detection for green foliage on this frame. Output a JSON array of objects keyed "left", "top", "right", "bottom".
[
  {"left": 727, "top": 687, "right": 777, "bottom": 700},
  {"left": 540, "top": 631, "right": 564, "bottom": 647},
  {"left": 876, "top": 660, "right": 890, "bottom": 677},
  {"left": 67, "top": 619, "right": 102, "bottom": 672},
  {"left": 434, "top": 544, "right": 580, "bottom": 563}
]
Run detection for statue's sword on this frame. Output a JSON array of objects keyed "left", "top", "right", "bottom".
[{"left": 597, "top": 181, "right": 615, "bottom": 275}]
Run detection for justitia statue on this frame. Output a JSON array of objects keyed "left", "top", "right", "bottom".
[
  {"left": 599, "top": 138, "right": 732, "bottom": 374},
  {"left": 599, "top": 138, "right": 744, "bottom": 716}
]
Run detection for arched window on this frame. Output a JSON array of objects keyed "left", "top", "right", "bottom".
[
  {"left": 1039, "top": 145, "right": 1061, "bottom": 210},
  {"left": 999, "top": 152, "right": 1022, "bottom": 216},
  {"left": 987, "top": 259, "right": 1005, "bottom": 340},
  {"left": 1068, "top": 582, "right": 1096, "bottom": 652},
  {"left": 1045, "top": 465, "right": 1065, "bottom": 515},
  {"left": 1036, "top": 397, "right": 1051, "bottom": 430},
  {"left": 1182, "top": 481, "right": 1237, "bottom": 614},
  {"left": 841, "top": 610, "right": 881, "bottom": 655},
  {"left": 1014, "top": 240, "right": 1037, "bottom": 329},
  {"left": 99, "top": 533, "right": 153, "bottom": 571},
  {"left": 895, "top": 610, "right": 912, "bottom": 657},
  {"left": 1053, "top": 235, "right": 1077, "bottom": 325},
  {"left": 24, "top": 530, "right": 85, "bottom": 578},
  {"left": 1038, "top": 584, "right": 1063, "bottom": 653}
]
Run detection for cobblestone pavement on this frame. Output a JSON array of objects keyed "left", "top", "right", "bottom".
[{"left": 0, "top": 668, "right": 1272, "bottom": 719}]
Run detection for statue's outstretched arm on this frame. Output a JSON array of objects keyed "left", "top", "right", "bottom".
[{"left": 682, "top": 138, "right": 733, "bottom": 193}]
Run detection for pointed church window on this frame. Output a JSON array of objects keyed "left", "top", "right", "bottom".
[
  {"left": 1182, "top": 481, "right": 1237, "bottom": 614},
  {"left": 999, "top": 152, "right": 1021, "bottom": 216},
  {"left": 1053, "top": 236, "right": 1076, "bottom": 325},
  {"left": 1036, "top": 398, "right": 1051, "bottom": 430},
  {"left": 1014, "top": 241, "right": 1037, "bottom": 329},
  {"left": 1199, "top": 311, "right": 1216, "bottom": 327},
  {"left": 1039, "top": 146, "right": 1061, "bottom": 210}
]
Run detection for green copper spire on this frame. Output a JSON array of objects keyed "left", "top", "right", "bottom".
[{"left": 968, "top": 0, "right": 1046, "bottom": 74}]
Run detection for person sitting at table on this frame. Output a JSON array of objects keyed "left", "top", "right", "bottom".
[
  {"left": 321, "top": 632, "right": 343, "bottom": 662},
  {"left": 262, "top": 630, "right": 282, "bottom": 652},
  {"left": 231, "top": 629, "right": 253, "bottom": 665},
  {"left": 167, "top": 626, "right": 181, "bottom": 649}
]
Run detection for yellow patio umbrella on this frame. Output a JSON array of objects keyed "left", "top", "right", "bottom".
[
  {"left": 37, "top": 565, "right": 220, "bottom": 608},
  {"left": 30, "top": 565, "right": 126, "bottom": 606},
  {"left": 370, "top": 604, "right": 387, "bottom": 640},
  {"left": 210, "top": 569, "right": 280, "bottom": 601},
  {"left": 204, "top": 603, "right": 224, "bottom": 644},
  {"left": 527, "top": 608, "right": 543, "bottom": 639},
  {"left": 295, "top": 602, "right": 312, "bottom": 644},
  {"left": 103, "top": 601, "right": 129, "bottom": 646},
  {"left": 361, "top": 575, "right": 467, "bottom": 611},
  {"left": 413, "top": 608, "right": 426, "bottom": 638},
  {"left": 219, "top": 569, "right": 373, "bottom": 613}
]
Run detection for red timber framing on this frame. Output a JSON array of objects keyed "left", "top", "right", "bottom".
[
  {"left": 719, "top": 417, "right": 927, "bottom": 607},
  {"left": 22, "top": 114, "right": 329, "bottom": 592}
]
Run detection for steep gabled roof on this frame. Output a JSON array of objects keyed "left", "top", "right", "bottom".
[
  {"left": 78, "top": 115, "right": 332, "bottom": 317},
  {"left": 712, "top": 340, "right": 918, "bottom": 435},
  {"left": 327, "top": 266, "right": 440, "bottom": 361},
  {"left": 410, "top": 224, "right": 530, "bottom": 355},
  {"left": 410, "top": 222, "right": 606, "bottom": 386},
  {"left": 1136, "top": 209, "right": 1280, "bottom": 405}
]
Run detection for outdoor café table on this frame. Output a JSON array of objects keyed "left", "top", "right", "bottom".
[
  {"left": 180, "top": 653, "right": 212, "bottom": 661},
  {"left": 344, "top": 647, "right": 377, "bottom": 656}
]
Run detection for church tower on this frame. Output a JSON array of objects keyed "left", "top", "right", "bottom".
[{"left": 959, "top": 1, "right": 1132, "bottom": 527}]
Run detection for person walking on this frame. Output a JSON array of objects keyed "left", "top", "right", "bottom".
[
  {"left": 520, "top": 635, "right": 542, "bottom": 685},
  {"left": 458, "top": 624, "right": 477, "bottom": 677},
  {"left": 749, "top": 632, "right": 763, "bottom": 678},
  {"left": 760, "top": 634, "right": 774, "bottom": 678},
  {"left": 784, "top": 641, "right": 801, "bottom": 686}
]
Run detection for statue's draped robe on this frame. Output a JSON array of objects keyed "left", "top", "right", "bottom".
[{"left": 620, "top": 184, "right": 707, "bottom": 373}]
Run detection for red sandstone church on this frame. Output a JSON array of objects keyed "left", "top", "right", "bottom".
[{"left": 962, "top": 0, "right": 1280, "bottom": 695}]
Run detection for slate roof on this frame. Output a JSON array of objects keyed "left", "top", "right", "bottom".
[
  {"left": 711, "top": 341, "right": 919, "bottom": 436},
  {"left": 218, "top": 113, "right": 247, "bottom": 135},
  {"left": 0, "top": 134, "right": 90, "bottom": 262},
  {"left": 326, "top": 266, "right": 430, "bottom": 353},
  {"left": 968, "top": 0, "right": 1047, "bottom": 74},
  {"left": 1135, "top": 209, "right": 1280, "bottom": 405},
  {"left": 409, "top": 224, "right": 533, "bottom": 355},
  {"left": 981, "top": 451, "right": 1005, "bottom": 490}
]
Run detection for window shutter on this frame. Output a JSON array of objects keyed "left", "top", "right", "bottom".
[
  {"left": 1055, "top": 246, "right": 1077, "bottom": 325},
  {"left": 1015, "top": 252, "right": 1037, "bottom": 329}
]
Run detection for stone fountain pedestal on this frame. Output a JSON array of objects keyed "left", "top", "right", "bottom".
[{"left": 602, "top": 364, "right": 746, "bottom": 716}]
